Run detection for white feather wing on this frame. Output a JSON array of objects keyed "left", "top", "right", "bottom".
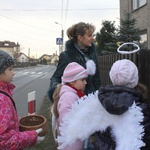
[
  {"left": 57, "top": 91, "right": 110, "bottom": 149},
  {"left": 57, "top": 91, "right": 145, "bottom": 150}
]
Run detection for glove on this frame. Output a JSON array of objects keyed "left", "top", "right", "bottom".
[
  {"left": 36, "top": 128, "right": 43, "bottom": 134},
  {"left": 35, "top": 128, "right": 45, "bottom": 144}
]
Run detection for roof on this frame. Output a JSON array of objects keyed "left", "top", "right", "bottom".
[
  {"left": 0, "top": 41, "right": 20, "bottom": 48},
  {"left": 39, "top": 54, "right": 52, "bottom": 59},
  {"left": 16, "top": 52, "right": 29, "bottom": 59}
]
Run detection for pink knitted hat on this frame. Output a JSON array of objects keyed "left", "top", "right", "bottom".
[
  {"left": 109, "top": 59, "right": 138, "bottom": 88},
  {"left": 62, "top": 60, "right": 96, "bottom": 84}
]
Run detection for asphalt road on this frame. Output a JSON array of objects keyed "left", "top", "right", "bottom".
[{"left": 12, "top": 64, "right": 56, "bottom": 117}]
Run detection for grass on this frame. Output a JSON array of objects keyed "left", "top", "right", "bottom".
[{"left": 25, "top": 96, "right": 57, "bottom": 150}]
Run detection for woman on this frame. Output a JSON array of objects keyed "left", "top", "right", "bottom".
[{"left": 48, "top": 22, "right": 101, "bottom": 102}]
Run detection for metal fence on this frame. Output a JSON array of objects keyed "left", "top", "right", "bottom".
[{"left": 98, "top": 49, "right": 150, "bottom": 101}]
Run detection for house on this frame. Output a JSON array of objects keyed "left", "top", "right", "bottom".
[
  {"left": 50, "top": 53, "right": 59, "bottom": 64},
  {"left": 39, "top": 53, "right": 59, "bottom": 65},
  {"left": 120, "top": 0, "right": 149, "bottom": 49},
  {"left": 16, "top": 52, "right": 30, "bottom": 66},
  {"left": 16, "top": 53, "right": 29, "bottom": 63},
  {"left": 0, "top": 41, "right": 20, "bottom": 58},
  {"left": 39, "top": 54, "right": 52, "bottom": 64}
]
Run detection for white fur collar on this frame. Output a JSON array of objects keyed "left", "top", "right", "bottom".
[{"left": 57, "top": 91, "right": 145, "bottom": 150}]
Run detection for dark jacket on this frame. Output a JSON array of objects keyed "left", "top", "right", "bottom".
[
  {"left": 93, "top": 85, "right": 150, "bottom": 150},
  {"left": 47, "top": 39, "right": 101, "bottom": 102}
]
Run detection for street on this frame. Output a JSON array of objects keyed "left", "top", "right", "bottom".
[{"left": 12, "top": 64, "right": 56, "bottom": 117}]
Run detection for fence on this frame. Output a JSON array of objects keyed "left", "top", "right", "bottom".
[{"left": 98, "top": 49, "right": 150, "bottom": 102}]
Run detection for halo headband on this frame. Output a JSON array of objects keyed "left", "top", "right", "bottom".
[{"left": 117, "top": 42, "right": 140, "bottom": 54}]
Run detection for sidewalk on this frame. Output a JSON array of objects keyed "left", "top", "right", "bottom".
[{"left": 26, "top": 96, "right": 57, "bottom": 150}]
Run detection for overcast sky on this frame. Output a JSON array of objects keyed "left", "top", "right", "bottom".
[{"left": 0, "top": 0, "right": 120, "bottom": 58}]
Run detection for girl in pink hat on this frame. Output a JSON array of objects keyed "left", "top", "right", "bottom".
[{"left": 51, "top": 60, "right": 96, "bottom": 150}]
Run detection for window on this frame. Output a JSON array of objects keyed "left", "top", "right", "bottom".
[
  {"left": 4, "top": 43, "right": 9, "bottom": 46},
  {"left": 132, "top": 0, "right": 146, "bottom": 10},
  {"left": 139, "top": 30, "right": 147, "bottom": 49}
]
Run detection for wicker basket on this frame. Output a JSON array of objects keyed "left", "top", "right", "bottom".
[{"left": 19, "top": 114, "right": 48, "bottom": 136}]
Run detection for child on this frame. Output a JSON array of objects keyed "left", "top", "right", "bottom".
[
  {"left": 0, "top": 50, "right": 44, "bottom": 150},
  {"left": 51, "top": 60, "right": 96, "bottom": 150},
  {"left": 57, "top": 59, "right": 150, "bottom": 150}
]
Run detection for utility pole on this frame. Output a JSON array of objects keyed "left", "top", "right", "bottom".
[
  {"left": 28, "top": 48, "right": 30, "bottom": 66},
  {"left": 55, "top": 22, "right": 64, "bottom": 53}
]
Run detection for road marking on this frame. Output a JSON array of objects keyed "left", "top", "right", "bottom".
[{"left": 14, "top": 71, "right": 50, "bottom": 78}]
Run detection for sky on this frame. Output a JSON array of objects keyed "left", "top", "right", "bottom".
[{"left": 0, "top": 0, "right": 120, "bottom": 58}]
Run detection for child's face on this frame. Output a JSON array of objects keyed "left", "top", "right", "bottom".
[
  {"left": 72, "top": 78, "right": 87, "bottom": 91},
  {"left": 0, "top": 66, "right": 15, "bottom": 83}
]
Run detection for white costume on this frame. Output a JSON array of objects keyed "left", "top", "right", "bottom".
[{"left": 57, "top": 91, "right": 145, "bottom": 150}]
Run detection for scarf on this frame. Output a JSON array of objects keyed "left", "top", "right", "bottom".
[
  {"left": 67, "top": 83, "right": 85, "bottom": 98},
  {"left": 74, "top": 43, "right": 89, "bottom": 53},
  {"left": 74, "top": 43, "right": 90, "bottom": 61}
]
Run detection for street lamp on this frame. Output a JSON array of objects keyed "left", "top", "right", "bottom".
[{"left": 55, "top": 22, "right": 64, "bottom": 53}]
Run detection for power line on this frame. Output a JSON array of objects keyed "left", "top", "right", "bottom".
[
  {"left": 64, "top": 0, "right": 69, "bottom": 31},
  {"left": 61, "top": 0, "right": 63, "bottom": 24},
  {"left": 0, "top": 8, "right": 119, "bottom": 11},
  {"left": 0, "top": 14, "right": 58, "bottom": 32}
]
